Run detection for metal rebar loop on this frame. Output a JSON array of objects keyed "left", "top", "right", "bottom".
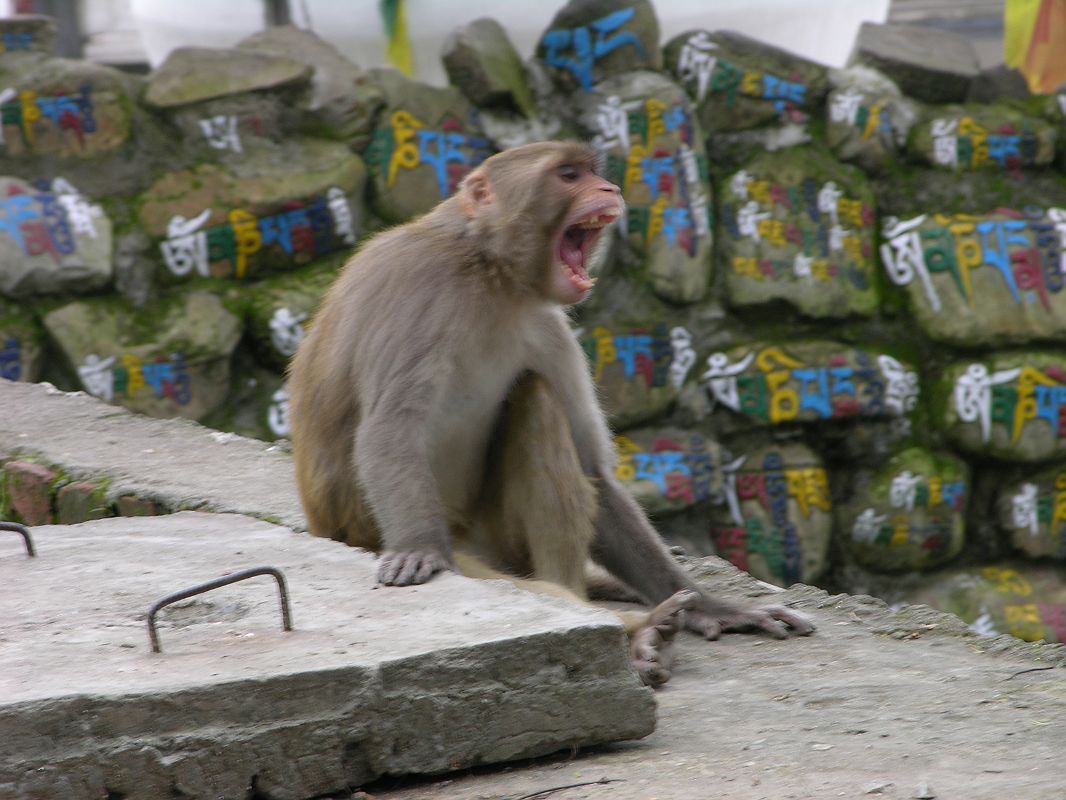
[
  {"left": 147, "top": 566, "right": 293, "bottom": 653},
  {"left": 0, "top": 521, "right": 36, "bottom": 557}
]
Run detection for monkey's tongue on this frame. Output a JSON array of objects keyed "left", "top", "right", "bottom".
[{"left": 561, "top": 227, "right": 587, "bottom": 275}]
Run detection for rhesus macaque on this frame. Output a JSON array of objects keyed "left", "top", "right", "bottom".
[{"left": 288, "top": 141, "right": 813, "bottom": 687}]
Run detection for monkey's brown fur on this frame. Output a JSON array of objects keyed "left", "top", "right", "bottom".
[{"left": 289, "top": 142, "right": 813, "bottom": 687}]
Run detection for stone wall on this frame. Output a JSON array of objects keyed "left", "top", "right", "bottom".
[{"left": 3, "top": 5, "right": 1066, "bottom": 645}]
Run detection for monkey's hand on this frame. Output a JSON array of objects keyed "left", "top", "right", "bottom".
[
  {"left": 684, "top": 596, "right": 815, "bottom": 640},
  {"left": 377, "top": 550, "right": 454, "bottom": 586}
]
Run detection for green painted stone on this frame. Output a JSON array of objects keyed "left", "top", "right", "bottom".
[
  {"left": 702, "top": 340, "right": 920, "bottom": 433},
  {"left": 707, "top": 440, "right": 832, "bottom": 587},
  {"left": 611, "top": 427, "right": 725, "bottom": 516},
  {"left": 663, "top": 29, "right": 828, "bottom": 133},
  {"left": 0, "top": 299, "right": 43, "bottom": 382},
  {"left": 572, "top": 70, "right": 712, "bottom": 303},
  {"left": 363, "top": 69, "right": 490, "bottom": 224},
  {"left": 998, "top": 465, "right": 1066, "bottom": 561},
  {"left": 535, "top": 0, "right": 660, "bottom": 93},
  {"left": 42, "top": 289, "right": 242, "bottom": 422},
  {"left": 879, "top": 207, "right": 1066, "bottom": 347},
  {"left": 144, "top": 47, "right": 312, "bottom": 108},
  {"left": 901, "top": 563, "right": 1066, "bottom": 643},
  {"left": 909, "top": 104, "right": 1056, "bottom": 171},
  {"left": 243, "top": 257, "right": 345, "bottom": 373},
  {"left": 937, "top": 352, "right": 1066, "bottom": 462},
  {"left": 837, "top": 447, "right": 968, "bottom": 573},
  {"left": 578, "top": 320, "right": 696, "bottom": 430},
  {"left": 719, "top": 147, "right": 878, "bottom": 319},
  {"left": 138, "top": 138, "right": 365, "bottom": 281}
]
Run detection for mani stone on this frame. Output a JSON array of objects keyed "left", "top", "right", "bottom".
[
  {"left": 535, "top": 0, "right": 661, "bottom": 93},
  {"left": 707, "top": 440, "right": 831, "bottom": 588},
  {"left": 443, "top": 18, "right": 535, "bottom": 117},
  {"left": 936, "top": 352, "right": 1066, "bottom": 463},
  {"left": 243, "top": 257, "right": 344, "bottom": 373},
  {"left": 0, "top": 299, "right": 43, "bottom": 382},
  {"left": 573, "top": 70, "right": 713, "bottom": 304},
  {"left": 579, "top": 320, "right": 694, "bottom": 430},
  {"left": 900, "top": 563, "right": 1066, "bottom": 643},
  {"left": 879, "top": 207, "right": 1066, "bottom": 348},
  {"left": 825, "top": 67, "right": 917, "bottom": 173},
  {"left": 701, "top": 340, "right": 920, "bottom": 435},
  {"left": 849, "top": 22, "right": 979, "bottom": 104},
  {"left": 42, "top": 288, "right": 242, "bottom": 422},
  {"left": 909, "top": 104, "right": 1056, "bottom": 171},
  {"left": 837, "top": 447, "right": 968, "bottom": 574},
  {"left": 0, "top": 56, "right": 134, "bottom": 161},
  {"left": 144, "top": 46, "right": 312, "bottom": 108},
  {"left": 0, "top": 14, "right": 56, "bottom": 58},
  {"left": 663, "top": 29, "right": 829, "bottom": 134},
  {"left": 998, "top": 466, "right": 1066, "bottom": 562},
  {"left": 611, "top": 427, "right": 728, "bottom": 517},
  {"left": 0, "top": 176, "right": 112, "bottom": 297},
  {"left": 237, "top": 25, "right": 385, "bottom": 150},
  {"left": 137, "top": 138, "right": 365, "bottom": 282},
  {"left": 719, "top": 147, "right": 878, "bottom": 319},
  {"left": 363, "top": 68, "right": 491, "bottom": 224},
  {"left": 204, "top": 355, "right": 290, "bottom": 442}
]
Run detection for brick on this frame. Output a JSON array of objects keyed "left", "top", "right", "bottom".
[
  {"left": 56, "top": 482, "right": 111, "bottom": 524},
  {"left": 115, "top": 494, "right": 159, "bottom": 517},
  {"left": 2, "top": 461, "right": 56, "bottom": 525}
]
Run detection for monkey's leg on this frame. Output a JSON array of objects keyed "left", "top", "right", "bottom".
[{"left": 474, "top": 372, "right": 597, "bottom": 596}]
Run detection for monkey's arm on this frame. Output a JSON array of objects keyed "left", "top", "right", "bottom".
[
  {"left": 533, "top": 310, "right": 813, "bottom": 639},
  {"left": 355, "top": 404, "right": 454, "bottom": 586}
]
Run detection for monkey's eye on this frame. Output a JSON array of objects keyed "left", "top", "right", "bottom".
[{"left": 557, "top": 164, "right": 579, "bottom": 183}]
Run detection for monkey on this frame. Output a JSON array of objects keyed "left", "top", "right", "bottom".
[{"left": 288, "top": 141, "right": 813, "bottom": 687}]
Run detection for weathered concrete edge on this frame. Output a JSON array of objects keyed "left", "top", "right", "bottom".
[{"left": 6, "top": 632, "right": 655, "bottom": 799}]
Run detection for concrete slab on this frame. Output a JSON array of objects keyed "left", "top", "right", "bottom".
[{"left": 0, "top": 512, "right": 655, "bottom": 800}]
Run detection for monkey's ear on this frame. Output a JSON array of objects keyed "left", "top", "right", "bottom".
[{"left": 458, "top": 169, "right": 494, "bottom": 217}]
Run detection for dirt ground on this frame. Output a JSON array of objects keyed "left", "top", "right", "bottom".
[{"left": 362, "top": 564, "right": 1066, "bottom": 800}]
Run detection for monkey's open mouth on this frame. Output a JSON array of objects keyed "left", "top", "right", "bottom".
[{"left": 557, "top": 211, "right": 618, "bottom": 293}]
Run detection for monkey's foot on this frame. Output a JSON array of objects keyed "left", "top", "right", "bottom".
[
  {"left": 377, "top": 550, "right": 453, "bottom": 586},
  {"left": 685, "top": 603, "right": 816, "bottom": 640},
  {"left": 631, "top": 589, "right": 699, "bottom": 689}
]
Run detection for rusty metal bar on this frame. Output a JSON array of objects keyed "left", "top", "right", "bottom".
[
  {"left": 0, "top": 521, "right": 36, "bottom": 557},
  {"left": 147, "top": 566, "right": 293, "bottom": 653}
]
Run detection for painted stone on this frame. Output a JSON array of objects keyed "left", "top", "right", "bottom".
[
  {"left": 0, "top": 15, "right": 55, "bottom": 58},
  {"left": 998, "top": 466, "right": 1066, "bottom": 561},
  {"left": 612, "top": 428, "right": 728, "bottom": 516},
  {"left": 902, "top": 563, "right": 1066, "bottom": 643},
  {"left": 244, "top": 257, "right": 345, "bottom": 373},
  {"left": 204, "top": 352, "right": 291, "bottom": 442},
  {"left": 910, "top": 105, "right": 1056, "bottom": 171},
  {"left": 144, "top": 47, "right": 312, "bottom": 108},
  {"left": 850, "top": 22, "right": 979, "bottom": 104},
  {"left": 237, "top": 25, "right": 385, "bottom": 151},
  {"left": 43, "top": 289, "right": 242, "bottom": 422},
  {"left": 938, "top": 352, "right": 1066, "bottom": 463},
  {"left": 138, "top": 138, "right": 365, "bottom": 282},
  {"left": 0, "top": 56, "right": 133, "bottom": 160},
  {"left": 838, "top": 448, "right": 968, "bottom": 573},
  {"left": 663, "top": 29, "right": 828, "bottom": 134},
  {"left": 0, "top": 299, "right": 43, "bottom": 382},
  {"left": 701, "top": 340, "right": 920, "bottom": 433},
  {"left": 168, "top": 94, "right": 285, "bottom": 158},
  {"left": 825, "top": 67, "right": 917, "bottom": 173},
  {"left": 708, "top": 440, "right": 832, "bottom": 587},
  {"left": 573, "top": 70, "right": 712, "bottom": 303},
  {"left": 0, "top": 176, "right": 112, "bottom": 297},
  {"left": 535, "top": 0, "right": 661, "bottom": 93},
  {"left": 880, "top": 207, "right": 1066, "bottom": 347},
  {"left": 443, "top": 18, "right": 535, "bottom": 117},
  {"left": 719, "top": 147, "right": 878, "bottom": 318},
  {"left": 578, "top": 320, "right": 697, "bottom": 430},
  {"left": 363, "top": 68, "right": 491, "bottom": 224}
]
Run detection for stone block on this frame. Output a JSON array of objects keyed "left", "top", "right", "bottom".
[
  {"left": 55, "top": 481, "right": 110, "bottom": 524},
  {"left": 2, "top": 460, "right": 55, "bottom": 525},
  {"left": 114, "top": 494, "right": 159, "bottom": 517}
]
